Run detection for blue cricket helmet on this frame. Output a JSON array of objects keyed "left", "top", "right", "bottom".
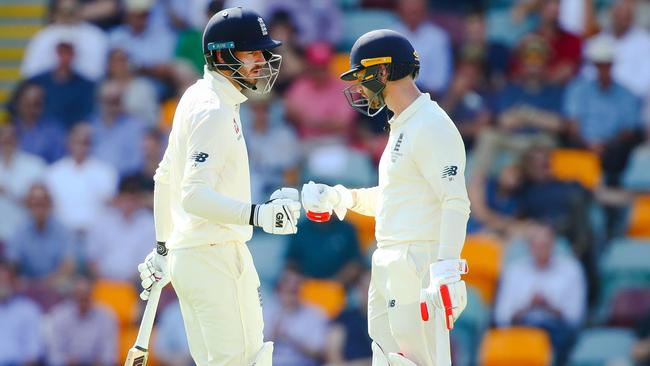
[
  {"left": 340, "top": 29, "right": 420, "bottom": 116},
  {"left": 202, "top": 7, "right": 283, "bottom": 93}
]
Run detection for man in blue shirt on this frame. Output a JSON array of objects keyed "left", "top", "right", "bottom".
[
  {"left": 28, "top": 41, "right": 95, "bottom": 129},
  {"left": 7, "top": 183, "right": 75, "bottom": 280},
  {"left": 564, "top": 35, "right": 644, "bottom": 185}
]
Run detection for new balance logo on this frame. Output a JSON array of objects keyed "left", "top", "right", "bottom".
[
  {"left": 441, "top": 165, "right": 458, "bottom": 179},
  {"left": 389, "top": 299, "right": 396, "bottom": 307},
  {"left": 191, "top": 152, "right": 209, "bottom": 163},
  {"left": 275, "top": 212, "right": 284, "bottom": 228}
]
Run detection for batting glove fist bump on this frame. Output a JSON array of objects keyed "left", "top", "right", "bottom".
[
  {"left": 301, "top": 181, "right": 353, "bottom": 220},
  {"left": 251, "top": 187, "right": 301, "bottom": 235}
]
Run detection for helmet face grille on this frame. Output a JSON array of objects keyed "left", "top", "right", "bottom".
[
  {"left": 342, "top": 65, "right": 387, "bottom": 117},
  {"left": 206, "top": 49, "right": 282, "bottom": 94}
]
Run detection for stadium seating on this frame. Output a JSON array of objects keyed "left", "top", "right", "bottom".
[
  {"left": 599, "top": 241, "right": 650, "bottom": 313},
  {"left": 478, "top": 327, "right": 553, "bottom": 366},
  {"left": 568, "top": 328, "right": 637, "bottom": 366},
  {"left": 607, "top": 288, "right": 650, "bottom": 328},
  {"left": 622, "top": 143, "right": 650, "bottom": 190},
  {"left": 248, "top": 231, "right": 289, "bottom": 293},
  {"left": 627, "top": 195, "right": 650, "bottom": 238},
  {"left": 92, "top": 280, "right": 139, "bottom": 327},
  {"left": 461, "top": 235, "right": 504, "bottom": 304},
  {"left": 299, "top": 279, "right": 346, "bottom": 319},
  {"left": 0, "top": 1, "right": 45, "bottom": 122},
  {"left": 550, "top": 149, "right": 602, "bottom": 190}
]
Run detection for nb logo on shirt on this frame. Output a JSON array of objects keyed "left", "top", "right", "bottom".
[
  {"left": 389, "top": 299, "right": 396, "bottom": 307},
  {"left": 441, "top": 165, "right": 458, "bottom": 179},
  {"left": 191, "top": 152, "right": 209, "bottom": 163},
  {"left": 275, "top": 212, "right": 284, "bottom": 228}
]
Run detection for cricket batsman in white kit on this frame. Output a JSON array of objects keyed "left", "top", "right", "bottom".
[
  {"left": 302, "top": 30, "right": 471, "bottom": 366},
  {"left": 136, "top": 7, "right": 302, "bottom": 366}
]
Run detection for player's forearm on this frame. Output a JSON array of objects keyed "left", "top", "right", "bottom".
[
  {"left": 181, "top": 184, "right": 251, "bottom": 226},
  {"left": 438, "top": 198, "right": 470, "bottom": 260},
  {"left": 349, "top": 186, "right": 379, "bottom": 217},
  {"left": 153, "top": 181, "right": 173, "bottom": 242}
]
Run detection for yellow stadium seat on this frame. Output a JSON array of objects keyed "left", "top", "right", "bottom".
[
  {"left": 628, "top": 195, "right": 650, "bottom": 238},
  {"left": 329, "top": 52, "right": 351, "bottom": 78},
  {"left": 461, "top": 235, "right": 503, "bottom": 304},
  {"left": 119, "top": 326, "right": 159, "bottom": 366},
  {"left": 92, "top": 280, "right": 139, "bottom": 327},
  {"left": 345, "top": 210, "right": 376, "bottom": 252},
  {"left": 479, "top": 327, "right": 553, "bottom": 366},
  {"left": 550, "top": 149, "right": 602, "bottom": 189},
  {"left": 299, "top": 279, "right": 346, "bottom": 319}
]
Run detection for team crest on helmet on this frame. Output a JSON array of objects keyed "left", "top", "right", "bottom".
[{"left": 257, "top": 17, "right": 268, "bottom": 36}]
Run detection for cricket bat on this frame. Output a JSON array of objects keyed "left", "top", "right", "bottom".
[{"left": 124, "top": 283, "right": 164, "bottom": 366}]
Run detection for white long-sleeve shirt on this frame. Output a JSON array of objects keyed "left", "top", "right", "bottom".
[
  {"left": 351, "top": 94, "right": 470, "bottom": 257},
  {"left": 154, "top": 68, "right": 254, "bottom": 249}
]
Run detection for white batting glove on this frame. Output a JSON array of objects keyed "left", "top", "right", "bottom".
[
  {"left": 301, "top": 181, "right": 353, "bottom": 220},
  {"left": 137, "top": 243, "right": 170, "bottom": 300},
  {"left": 420, "top": 259, "right": 468, "bottom": 330},
  {"left": 251, "top": 188, "right": 301, "bottom": 234}
]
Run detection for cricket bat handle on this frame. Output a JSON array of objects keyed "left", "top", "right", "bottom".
[{"left": 135, "top": 282, "right": 163, "bottom": 348}]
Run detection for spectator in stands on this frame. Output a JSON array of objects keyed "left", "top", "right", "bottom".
[
  {"left": 440, "top": 58, "right": 491, "bottom": 149},
  {"left": 586, "top": 0, "right": 650, "bottom": 98},
  {"left": 467, "top": 164, "right": 527, "bottom": 237},
  {"left": 138, "top": 127, "right": 166, "bottom": 184},
  {"left": 91, "top": 80, "right": 147, "bottom": 176},
  {"left": 155, "top": 300, "right": 193, "bottom": 366},
  {"left": 159, "top": 61, "right": 200, "bottom": 131},
  {"left": 516, "top": 145, "right": 593, "bottom": 257},
  {"left": 472, "top": 35, "right": 564, "bottom": 178},
  {"left": 564, "top": 34, "right": 644, "bottom": 186},
  {"left": 86, "top": 176, "right": 154, "bottom": 281},
  {"left": 109, "top": 0, "right": 177, "bottom": 81},
  {"left": 45, "top": 123, "right": 118, "bottom": 235},
  {"left": 7, "top": 183, "right": 74, "bottom": 282},
  {"left": 175, "top": 0, "right": 225, "bottom": 74},
  {"left": 0, "top": 261, "right": 44, "bottom": 365},
  {"left": 0, "top": 125, "right": 46, "bottom": 242},
  {"left": 325, "top": 269, "right": 372, "bottom": 366},
  {"left": 9, "top": 82, "right": 66, "bottom": 163},
  {"left": 264, "top": 269, "right": 329, "bottom": 366},
  {"left": 21, "top": 0, "right": 109, "bottom": 81},
  {"left": 285, "top": 42, "right": 356, "bottom": 146},
  {"left": 495, "top": 224, "right": 586, "bottom": 364},
  {"left": 265, "top": 0, "right": 342, "bottom": 46},
  {"left": 28, "top": 38, "right": 96, "bottom": 129},
  {"left": 246, "top": 93, "right": 300, "bottom": 202},
  {"left": 44, "top": 275, "right": 118, "bottom": 366},
  {"left": 456, "top": 11, "right": 510, "bottom": 90},
  {"left": 286, "top": 217, "right": 362, "bottom": 288},
  {"left": 394, "top": 0, "right": 452, "bottom": 95},
  {"left": 534, "top": 0, "right": 582, "bottom": 84},
  {"left": 106, "top": 47, "right": 159, "bottom": 126},
  {"left": 267, "top": 10, "right": 305, "bottom": 94}
]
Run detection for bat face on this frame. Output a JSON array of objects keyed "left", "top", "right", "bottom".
[{"left": 124, "top": 347, "right": 148, "bottom": 366}]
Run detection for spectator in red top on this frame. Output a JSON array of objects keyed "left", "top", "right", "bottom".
[
  {"left": 284, "top": 42, "right": 356, "bottom": 148},
  {"left": 535, "top": 0, "right": 582, "bottom": 84}
]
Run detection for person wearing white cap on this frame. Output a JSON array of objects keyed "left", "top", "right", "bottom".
[{"left": 564, "top": 33, "right": 644, "bottom": 185}]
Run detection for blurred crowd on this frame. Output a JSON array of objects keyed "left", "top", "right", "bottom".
[{"left": 1, "top": 0, "right": 650, "bottom": 365}]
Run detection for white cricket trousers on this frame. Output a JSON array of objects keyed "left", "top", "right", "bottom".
[
  {"left": 368, "top": 242, "right": 451, "bottom": 366},
  {"left": 168, "top": 241, "right": 264, "bottom": 366}
]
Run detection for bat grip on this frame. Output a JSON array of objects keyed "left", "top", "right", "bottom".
[{"left": 135, "top": 283, "right": 163, "bottom": 349}]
